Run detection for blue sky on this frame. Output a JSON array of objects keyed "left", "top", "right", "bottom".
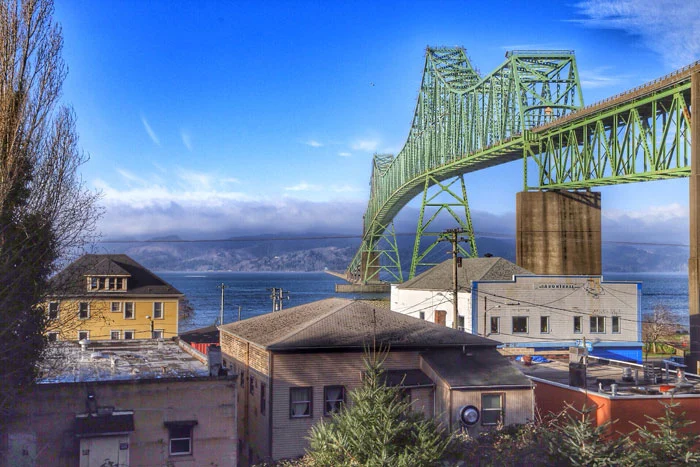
[{"left": 53, "top": 0, "right": 700, "bottom": 244}]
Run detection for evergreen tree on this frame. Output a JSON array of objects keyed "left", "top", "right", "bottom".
[
  {"left": 549, "top": 405, "right": 629, "bottom": 467},
  {"left": 627, "top": 402, "right": 700, "bottom": 466},
  {"left": 306, "top": 347, "right": 452, "bottom": 467}
]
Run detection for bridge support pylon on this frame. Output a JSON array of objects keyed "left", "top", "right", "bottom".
[
  {"left": 409, "top": 174, "right": 478, "bottom": 279},
  {"left": 688, "top": 71, "right": 700, "bottom": 374},
  {"left": 516, "top": 190, "right": 602, "bottom": 276}
]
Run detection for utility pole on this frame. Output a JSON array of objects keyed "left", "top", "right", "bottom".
[
  {"left": 267, "top": 288, "right": 290, "bottom": 312},
  {"left": 217, "top": 283, "right": 228, "bottom": 325},
  {"left": 440, "top": 228, "right": 466, "bottom": 329}
]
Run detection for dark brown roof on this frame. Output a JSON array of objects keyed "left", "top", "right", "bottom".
[
  {"left": 397, "top": 257, "right": 532, "bottom": 292},
  {"left": 421, "top": 348, "right": 532, "bottom": 388},
  {"left": 51, "top": 254, "right": 182, "bottom": 297},
  {"left": 179, "top": 325, "right": 219, "bottom": 344},
  {"left": 74, "top": 411, "right": 135, "bottom": 437},
  {"left": 383, "top": 369, "right": 434, "bottom": 388},
  {"left": 219, "top": 298, "right": 498, "bottom": 351}
]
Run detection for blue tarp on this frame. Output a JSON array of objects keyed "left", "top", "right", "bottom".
[{"left": 515, "top": 355, "right": 551, "bottom": 363}]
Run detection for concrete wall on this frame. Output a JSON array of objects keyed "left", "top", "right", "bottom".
[
  {"left": 2, "top": 378, "right": 237, "bottom": 467},
  {"left": 516, "top": 191, "right": 601, "bottom": 276},
  {"left": 531, "top": 377, "right": 700, "bottom": 438},
  {"left": 390, "top": 286, "right": 472, "bottom": 330},
  {"left": 473, "top": 276, "right": 640, "bottom": 345}
]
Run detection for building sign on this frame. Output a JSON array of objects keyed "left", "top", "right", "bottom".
[{"left": 537, "top": 284, "right": 581, "bottom": 289}]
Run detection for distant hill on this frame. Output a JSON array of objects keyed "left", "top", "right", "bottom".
[{"left": 98, "top": 233, "right": 690, "bottom": 274}]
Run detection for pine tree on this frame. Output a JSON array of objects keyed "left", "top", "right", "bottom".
[
  {"left": 627, "top": 402, "right": 700, "bottom": 466},
  {"left": 549, "top": 404, "right": 629, "bottom": 467},
  {"left": 306, "top": 347, "right": 452, "bottom": 467}
]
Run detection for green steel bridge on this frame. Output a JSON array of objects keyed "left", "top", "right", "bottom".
[{"left": 348, "top": 46, "right": 697, "bottom": 283}]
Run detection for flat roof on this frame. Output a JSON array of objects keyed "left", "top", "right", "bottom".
[
  {"left": 37, "top": 340, "right": 209, "bottom": 384},
  {"left": 518, "top": 356, "right": 700, "bottom": 397}
]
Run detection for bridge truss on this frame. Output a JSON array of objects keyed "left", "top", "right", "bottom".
[{"left": 348, "top": 46, "right": 697, "bottom": 283}]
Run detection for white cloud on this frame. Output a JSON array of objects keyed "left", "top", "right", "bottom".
[
  {"left": 575, "top": 0, "right": 700, "bottom": 68},
  {"left": 579, "top": 67, "right": 631, "bottom": 88},
  {"left": 305, "top": 140, "right": 323, "bottom": 147},
  {"left": 220, "top": 177, "right": 241, "bottom": 184},
  {"left": 338, "top": 152, "right": 352, "bottom": 157},
  {"left": 116, "top": 168, "right": 147, "bottom": 185},
  {"left": 180, "top": 130, "right": 192, "bottom": 151},
  {"left": 152, "top": 162, "right": 167, "bottom": 173},
  {"left": 176, "top": 168, "right": 213, "bottom": 190},
  {"left": 331, "top": 184, "right": 360, "bottom": 193},
  {"left": 604, "top": 203, "right": 687, "bottom": 223},
  {"left": 351, "top": 139, "right": 379, "bottom": 152},
  {"left": 140, "top": 115, "right": 161, "bottom": 146},
  {"left": 284, "top": 182, "right": 322, "bottom": 192}
]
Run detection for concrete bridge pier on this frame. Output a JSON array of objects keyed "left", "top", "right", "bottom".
[
  {"left": 688, "top": 71, "right": 700, "bottom": 374},
  {"left": 516, "top": 190, "right": 602, "bottom": 276}
]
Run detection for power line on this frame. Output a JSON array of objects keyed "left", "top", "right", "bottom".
[{"left": 94, "top": 230, "right": 692, "bottom": 248}]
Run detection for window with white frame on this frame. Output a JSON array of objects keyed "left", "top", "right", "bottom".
[
  {"left": 48, "top": 302, "right": 59, "bottom": 320},
  {"left": 512, "top": 316, "right": 528, "bottom": 334},
  {"left": 166, "top": 422, "right": 197, "bottom": 456},
  {"left": 78, "top": 330, "right": 89, "bottom": 341},
  {"left": 573, "top": 316, "right": 582, "bottom": 334},
  {"left": 47, "top": 332, "right": 59, "bottom": 342},
  {"left": 481, "top": 393, "right": 504, "bottom": 425},
  {"left": 90, "top": 277, "right": 98, "bottom": 290},
  {"left": 458, "top": 315, "right": 465, "bottom": 331},
  {"left": 590, "top": 316, "right": 605, "bottom": 333},
  {"left": 78, "top": 302, "right": 89, "bottom": 319},
  {"left": 153, "top": 302, "right": 164, "bottom": 319},
  {"left": 124, "top": 302, "right": 134, "bottom": 319},
  {"left": 419, "top": 311, "right": 425, "bottom": 320},
  {"left": 123, "top": 330, "right": 135, "bottom": 340},
  {"left": 540, "top": 316, "right": 550, "bottom": 333},
  {"left": 612, "top": 316, "right": 621, "bottom": 333},
  {"left": 490, "top": 316, "right": 500, "bottom": 334},
  {"left": 110, "top": 302, "right": 121, "bottom": 313},
  {"left": 152, "top": 329, "right": 164, "bottom": 339},
  {"left": 110, "top": 330, "right": 121, "bottom": 340},
  {"left": 324, "top": 386, "right": 345, "bottom": 415},
  {"left": 290, "top": 387, "right": 312, "bottom": 418}
]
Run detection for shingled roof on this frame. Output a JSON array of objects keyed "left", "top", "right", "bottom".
[
  {"left": 50, "top": 254, "right": 182, "bottom": 297},
  {"left": 218, "top": 298, "right": 498, "bottom": 351},
  {"left": 421, "top": 348, "right": 532, "bottom": 388},
  {"left": 397, "top": 257, "right": 532, "bottom": 292}
]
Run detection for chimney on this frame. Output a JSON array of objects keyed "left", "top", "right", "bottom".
[{"left": 207, "top": 345, "right": 223, "bottom": 376}]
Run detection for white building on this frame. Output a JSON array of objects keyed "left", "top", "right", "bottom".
[{"left": 391, "top": 257, "right": 642, "bottom": 362}]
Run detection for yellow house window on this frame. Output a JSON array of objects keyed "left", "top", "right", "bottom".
[
  {"left": 48, "top": 302, "right": 59, "bottom": 320},
  {"left": 89, "top": 277, "right": 97, "bottom": 290},
  {"left": 110, "top": 330, "right": 121, "bottom": 340},
  {"left": 153, "top": 302, "right": 164, "bottom": 319},
  {"left": 78, "top": 330, "right": 90, "bottom": 341},
  {"left": 124, "top": 302, "right": 135, "bottom": 319},
  {"left": 124, "top": 330, "right": 135, "bottom": 340},
  {"left": 48, "top": 332, "right": 59, "bottom": 342},
  {"left": 111, "top": 302, "right": 121, "bottom": 313},
  {"left": 78, "top": 302, "right": 90, "bottom": 319}
]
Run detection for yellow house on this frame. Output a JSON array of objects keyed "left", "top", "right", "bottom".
[{"left": 46, "top": 254, "right": 183, "bottom": 341}]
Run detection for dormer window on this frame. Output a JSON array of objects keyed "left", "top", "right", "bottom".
[{"left": 87, "top": 276, "right": 129, "bottom": 292}]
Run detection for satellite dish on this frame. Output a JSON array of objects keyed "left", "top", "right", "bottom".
[{"left": 459, "top": 405, "right": 479, "bottom": 426}]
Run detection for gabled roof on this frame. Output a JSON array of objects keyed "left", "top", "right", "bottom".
[
  {"left": 218, "top": 298, "right": 498, "bottom": 351},
  {"left": 421, "top": 348, "right": 532, "bottom": 388},
  {"left": 50, "top": 254, "right": 182, "bottom": 297},
  {"left": 397, "top": 257, "right": 532, "bottom": 292}
]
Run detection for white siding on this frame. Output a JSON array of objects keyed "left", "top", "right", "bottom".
[{"left": 391, "top": 285, "right": 472, "bottom": 331}]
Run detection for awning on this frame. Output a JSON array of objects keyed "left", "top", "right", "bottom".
[{"left": 75, "top": 411, "right": 134, "bottom": 438}]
